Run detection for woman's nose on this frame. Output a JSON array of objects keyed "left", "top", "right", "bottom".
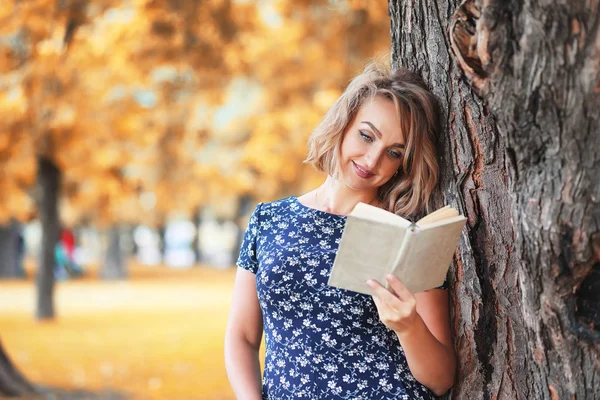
[{"left": 364, "top": 147, "right": 384, "bottom": 169}]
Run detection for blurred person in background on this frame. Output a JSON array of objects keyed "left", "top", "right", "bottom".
[
  {"left": 225, "top": 62, "right": 456, "bottom": 399},
  {"left": 54, "top": 227, "right": 84, "bottom": 280}
]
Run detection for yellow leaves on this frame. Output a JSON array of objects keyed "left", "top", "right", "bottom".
[
  {"left": 242, "top": 135, "right": 297, "bottom": 183},
  {"left": 92, "top": 147, "right": 124, "bottom": 170},
  {"left": 59, "top": 196, "right": 83, "bottom": 228},
  {"left": 102, "top": 172, "right": 124, "bottom": 199},
  {"left": 241, "top": 21, "right": 308, "bottom": 81},
  {"left": 18, "top": 8, "right": 52, "bottom": 44},
  {"left": 347, "top": 0, "right": 371, "bottom": 10},
  {"left": 0, "top": 86, "right": 27, "bottom": 120},
  {"left": 3, "top": 156, "right": 36, "bottom": 187},
  {"left": 0, "top": 145, "right": 36, "bottom": 223},
  {"left": 0, "top": 0, "right": 392, "bottom": 226},
  {"left": 0, "top": 184, "right": 35, "bottom": 223},
  {"left": 350, "top": 0, "right": 389, "bottom": 20},
  {"left": 48, "top": 104, "right": 77, "bottom": 130},
  {"left": 313, "top": 89, "right": 342, "bottom": 112},
  {"left": 88, "top": 6, "right": 143, "bottom": 52},
  {"left": 230, "top": 169, "right": 256, "bottom": 195},
  {"left": 0, "top": 132, "right": 9, "bottom": 154},
  {"left": 0, "top": 3, "right": 13, "bottom": 19},
  {"left": 230, "top": 3, "right": 259, "bottom": 29},
  {"left": 193, "top": 163, "right": 219, "bottom": 181},
  {"left": 0, "top": 134, "right": 36, "bottom": 185},
  {"left": 115, "top": 113, "right": 162, "bottom": 146},
  {"left": 36, "top": 29, "right": 67, "bottom": 58}
]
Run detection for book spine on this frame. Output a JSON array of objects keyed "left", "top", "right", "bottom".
[{"left": 387, "top": 224, "right": 418, "bottom": 290}]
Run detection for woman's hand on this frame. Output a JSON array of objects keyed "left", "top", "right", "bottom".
[{"left": 366, "top": 274, "right": 418, "bottom": 334}]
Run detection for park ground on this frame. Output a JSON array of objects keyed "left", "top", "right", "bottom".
[{"left": 0, "top": 263, "right": 255, "bottom": 400}]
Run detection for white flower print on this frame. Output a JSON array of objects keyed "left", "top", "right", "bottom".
[{"left": 236, "top": 197, "right": 445, "bottom": 400}]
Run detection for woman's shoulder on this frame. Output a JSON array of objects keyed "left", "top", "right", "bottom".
[
  {"left": 248, "top": 197, "right": 299, "bottom": 232},
  {"left": 251, "top": 196, "right": 298, "bottom": 218},
  {"left": 257, "top": 196, "right": 295, "bottom": 210}
]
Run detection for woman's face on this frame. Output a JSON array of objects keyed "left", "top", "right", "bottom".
[{"left": 338, "top": 96, "right": 405, "bottom": 192}]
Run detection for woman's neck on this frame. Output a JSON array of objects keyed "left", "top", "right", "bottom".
[{"left": 316, "top": 176, "right": 379, "bottom": 215}]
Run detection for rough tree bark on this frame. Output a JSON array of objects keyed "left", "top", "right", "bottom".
[
  {"left": 389, "top": 0, "right": 599, "bottom": 398},
  {"left": 36, "top": 156, "right": 61, "bottom": 320}
]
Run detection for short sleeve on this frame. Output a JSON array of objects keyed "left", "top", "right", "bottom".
[{"left": 236, "top": 202, "right": 262, "bottom": 274}]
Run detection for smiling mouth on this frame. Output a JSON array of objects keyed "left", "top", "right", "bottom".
[{"left": 352, "top": 161, "right": 374, "bottom": 178}]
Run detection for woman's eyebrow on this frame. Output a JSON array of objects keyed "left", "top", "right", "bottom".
[{"left": 361, "top": 121, "right": 405, "bottom": 148}]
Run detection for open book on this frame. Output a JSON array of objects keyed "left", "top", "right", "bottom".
[{"left": 328, "top": 203, "right": 466, "bottom": 295}]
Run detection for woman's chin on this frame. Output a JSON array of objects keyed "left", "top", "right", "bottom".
[{"left": 342, "top": 176, "right": 380, "bottom": 191}]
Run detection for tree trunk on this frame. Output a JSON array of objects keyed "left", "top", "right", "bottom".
[
  {"left": 127, "top": 224, "right": 138, "bottom": 259},
  {"left": 157, "top": 223, "right": 166, "bottom": 263},
  {"left": 0, "top": 221, "right": 24, "bottom": 279},
  {"left": 389, "top": 0, "right": 600, "bottom": 398},
  {"left": 36, "top": 156, "right": 60, "bottom": 320},
  {"left": 0, "top": 339, "right": 36, "bottom": 397},
  {"left": 192, "top": 207, "right": 203, "bottom": 265},
  {"left": 100, "top": 225, "right": 126, "bottom": 280}
]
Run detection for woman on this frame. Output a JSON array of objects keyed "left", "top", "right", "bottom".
[{"left": 225, "top": 62, "right": 456, "bottom": 399}]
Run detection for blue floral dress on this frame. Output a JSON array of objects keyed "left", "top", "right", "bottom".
[{"left": 237, "top": 197, "right": 446, "bottom": 400}]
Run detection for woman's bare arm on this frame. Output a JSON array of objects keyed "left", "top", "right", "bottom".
[
  {"left": 367, "top": 276, "right": 456, "bottom": 396},
  {"left": 224, "top": 268, "right": 264, "bottom": 400},
  {"left": 398, "top": 288, "right": 456, "bottom": 396}
]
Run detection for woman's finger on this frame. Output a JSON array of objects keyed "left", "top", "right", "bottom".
[
  {"left": 371, "top": 294, "right": 383, "bottom": 311},
  {"left": 385, "top": 274, "right": 415, "bottom": 301},
  {"left": 366, "top": 279, "right": 403, "bottom": 309}
]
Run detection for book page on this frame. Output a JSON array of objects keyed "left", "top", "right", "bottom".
[
  {"left": 416, "top": 205, "right": 458, "bottom": 226},
  {"left": 351, "top": 202, "right": 411, "bottom": 228},
  {"left": 392, "top": 217, "right": 466, "bottom": 293},
  {"left": 418, "top": 215, "right": 466, "bottom": 230},
  {"left": 328, "top": 216, "right": 405, "bottom": 296}
]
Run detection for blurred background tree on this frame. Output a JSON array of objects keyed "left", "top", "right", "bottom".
[
  {"left": 0, "top": 0, "right": 390, "bottom": 315},
  {"left": 0, "top": 0, "right": 390, "bottom": 395},
  {"left": 0, "top": 1, "right": 391, "bottom": 397}
]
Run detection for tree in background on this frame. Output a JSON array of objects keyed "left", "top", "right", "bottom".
[
  {"left": 0, "top": 5, "right": 389, "bottom": 393},
  {"left": 0, "top": 0, "right": 390, "bottom": 315},
  {"left": 389, "top": 0, "right": 599, "bottom": 397}
]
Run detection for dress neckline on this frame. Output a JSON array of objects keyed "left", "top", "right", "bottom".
[{"left": 291, "top": 196, "right": 348, "bottom": 218}]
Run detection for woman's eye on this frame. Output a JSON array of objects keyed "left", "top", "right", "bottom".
[
  {"left": 359, "top": 131, "right": 372, "bottom": 142},
  {"left": 388, "top": 150, "right": 402, "bottom": 159}
]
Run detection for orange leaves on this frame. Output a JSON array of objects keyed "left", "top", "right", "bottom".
[
  {"left": 0, "top": 85, "right": 27, "bottom": 122},
  {"left": 0, "top": 134, "right": 36, "bottom": 223},
  {"left": 1, "top": 151, "right": 36, "bottom": 186},
  {"left": 0, "top": 181, "right": 35, "bottom": 223},
  {"left": 313, "top": 88, "right": 342, "bottom": 112},
  {"left": 0, "top": 0, "right": 391, "bottom": 226},
  {"left": 47, "top": 104, "right": 77, "bottom": 130}
]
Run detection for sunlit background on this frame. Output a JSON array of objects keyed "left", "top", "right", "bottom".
[{"left": 0, "top": 0, "right": 390, "bottom": 398}]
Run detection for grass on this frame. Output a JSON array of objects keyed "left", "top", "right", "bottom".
[{"left": 0, "top": 262, "right": 247, "bottom": 400}]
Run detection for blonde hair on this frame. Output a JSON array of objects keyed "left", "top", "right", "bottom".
[{"left": 305, "top": 61, "right": 440, "bottom": 218}]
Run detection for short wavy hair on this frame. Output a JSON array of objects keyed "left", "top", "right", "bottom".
[{"left": 305, "top": 61, "right": 440, "bottom": 218}]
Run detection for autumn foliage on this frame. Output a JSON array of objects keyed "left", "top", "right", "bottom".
[{"left": 0, "top": 0, "right": 390, "bottom": 226}]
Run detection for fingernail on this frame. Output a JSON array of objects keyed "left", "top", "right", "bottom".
[
  {"left": 386, "top": 274, "right": 394, "bottom": 280},
  {"left": 365, "top": 279, "right": 374, "bottom": 286}
]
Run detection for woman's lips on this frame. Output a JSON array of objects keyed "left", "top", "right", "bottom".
[{"left": 352, "top": 161, "right": 374, "bottom": 178}]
